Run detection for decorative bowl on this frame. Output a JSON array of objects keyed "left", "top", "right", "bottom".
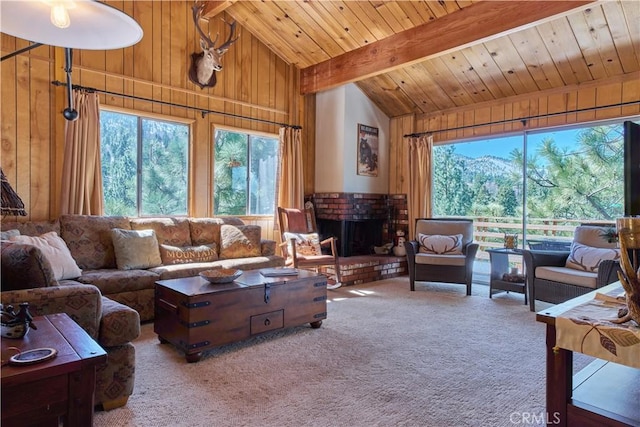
[{"left": 199, "top": 268, "right": 242, "bottom": 284}]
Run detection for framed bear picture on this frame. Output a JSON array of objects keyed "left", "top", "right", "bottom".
[{"left": 357, "top": 124, "right": 379, "bottom": 177}]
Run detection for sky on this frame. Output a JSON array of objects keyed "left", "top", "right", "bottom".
[{"left": 450, "top": 129, "right": 583, "bottom": 159}]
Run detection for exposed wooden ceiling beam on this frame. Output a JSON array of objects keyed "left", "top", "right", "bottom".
[
  {"left": 201, "top": 1, "right": 236, "bottom": 18},
  {"left": 300, "top": 0, "right": 597, "bottom": 95}
]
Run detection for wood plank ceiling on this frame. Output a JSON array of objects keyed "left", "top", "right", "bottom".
[{"left": 214, "top": 0, "right": 640, "bottom": 118}]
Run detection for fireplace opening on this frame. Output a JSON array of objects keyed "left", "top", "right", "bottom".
[{"left": 317, "top": 219, "right": 384, "bottom": 257}]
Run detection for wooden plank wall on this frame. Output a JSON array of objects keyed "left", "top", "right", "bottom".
[
  {"left": 0, "top": 1, "right": 307, "bottom": 231},
  {"left": 388, "top": 72, "right": 640, "bottom": 196}
]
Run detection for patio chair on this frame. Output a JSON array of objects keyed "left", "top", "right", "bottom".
[
  {"left": 277, "top": 204, "right": 342, "bottom": 289},
  {"left": 404, "top": 218, "right": 478, "bottom": 295},
  {"left": 523, "top": 224, "right": 621, "bottom": 311}
]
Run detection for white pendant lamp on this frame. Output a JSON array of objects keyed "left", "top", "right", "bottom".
[
  {"left": 0, "top": 0, "right": 143, "bottom": 50},
  {"left": 0, "top": 0, "right": 143, "bottom": 120}
]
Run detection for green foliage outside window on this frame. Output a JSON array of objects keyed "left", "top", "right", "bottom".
[
  {"left": 433, "top": 123, "right": 625, "bottom": 222},
  {"left": 101, "top": 111, "right": 189, "bottom": 217},
  {"left": 214, "top": 129, "right": 278, "bottom": 216}
]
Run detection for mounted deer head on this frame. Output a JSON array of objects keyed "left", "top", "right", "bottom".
[{"left": 189, "top": 2, "right": 238, "bottom": 89}]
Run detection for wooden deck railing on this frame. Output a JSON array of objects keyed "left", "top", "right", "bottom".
[{"left": 470, "top": 216, "right": 612, "bottom": 264}]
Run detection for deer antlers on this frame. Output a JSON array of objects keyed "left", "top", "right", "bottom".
[
  {"left": 189, "top": 2, "right": 238, "bottom": 89},
  {"left": 192, "top": 2, "right": 238, "bottom": 56}
]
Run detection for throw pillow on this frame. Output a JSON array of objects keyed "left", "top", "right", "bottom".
[
  {"left": 219, "top": 225, "right": 261, "bottom": 259},
  {"left": 282, "top": 232, "right": 322, "bottom": 257},
  {"left": 10, "top": 231, "right": 82, "bottom": 280},
  {"left": 418, "top": 233, "right": 463, "bottom": 255},
  {"left": 0, "top": 229, "right": 20, "bottom": 241},
  {"left": 110, "top": 228, "right": 162, "bottom": 270},
  {"left": 159, "top": 243, "right": 218, "bottom": 265},
  {"left": 565, "top": 242, "right": 620, "bottom": 272}
]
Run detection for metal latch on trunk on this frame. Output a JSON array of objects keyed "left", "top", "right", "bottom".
[{"left": 264, "top": 283, "right": 271, "bottom": 304}]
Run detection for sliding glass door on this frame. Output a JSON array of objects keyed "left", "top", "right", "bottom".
[{"left": 431, "top": 117, "right": 634, "bottom": 281}]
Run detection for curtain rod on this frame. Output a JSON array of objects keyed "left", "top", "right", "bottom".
[
  {"left": 403, "top": 99, "right": 640, "bottom": 138},
  {"left": 50, "top": 80, "right": 302, "bottom": 129}
]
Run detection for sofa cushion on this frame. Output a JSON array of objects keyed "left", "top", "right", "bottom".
[
  {"left": 130, "top": 217, "right": 192, "bottom": 247},
  {"left": 565, "top": 242, "right": 620, "bottom": 272},
  {"left": 1, "top": 241, "right": 57, "bottom": 290},
  {"left": 1, "top": 220, "right": 60, "bottom": 237},
  {"left": 418, "top": 233, "right": 463, "bottom": 255},
  {"left": 111, "top": 228, "right": 162, "bottom": 270},
  {"left": 219, "top": 224, "right": 262, "bottom": 259},
  {"left": 159, "top": 243, "right": 218, "bottom": 265},
  {"left": 60, "top": 215, "right": 131, "bottom": 270},
  {"left": 0, "top": 229, "right": 20, "bottom": 240},
  {"left": 10, "top": 232, "right": 82, "bottom": 280},
  {"left": 535, "top": 266, "right": 598, "bottom": 288},
  {"left": 189, "top": 217, "right": 244, "bottom": 245},
  {"left": 77, "top": 269, "right": 159, "bottom": 295}
]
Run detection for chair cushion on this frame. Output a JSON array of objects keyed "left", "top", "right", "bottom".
[
  {"left": 565, "top": 242, "right": 620, "bottom": 272},
  {"left": 10, "top": 232, "right": 82, "bottom": 280},
  {"left": 573, "top": 225, "right": 618, "bottom": 248},
  {"left": 535, "top": 266, "right": 598, "bottom": 288},
  {"left": 415, "top": 220, "right": 473, "bottom": 247},
  {"left": 283, "top": 232, "right": 322, "bottom": 257},
  {"left": 110, "top": 228, "right": 162, "bottom": 270},
  {"left": 415, "top": 253, "right": 466, "bottom": 266},
  {"left": 159, "top": 243, "right": 218, "bottom": 265},
  {"left": 418, "top": 233, "right": 463, "bottom": 255}
]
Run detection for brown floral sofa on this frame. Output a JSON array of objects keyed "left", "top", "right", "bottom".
[
  {"left": 1, "top": 214, "right": 284, "bottom": 410},
  {"left": 2, "top": 215, "right": 285, "bottom": 322}
]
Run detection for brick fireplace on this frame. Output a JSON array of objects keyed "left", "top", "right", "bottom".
[{"left": 307, "top": 193, "right": 408, "bottom": 257}]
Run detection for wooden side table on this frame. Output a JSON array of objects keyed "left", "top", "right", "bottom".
[
  {"left": 1, "top": 313, "right": 107, "bottom": 427},
  {"left": 537, "top": 283, "right": 640, "bottom": 426},
  {"left": 486, "top": 248, "right": 527, "bottom": 304}
]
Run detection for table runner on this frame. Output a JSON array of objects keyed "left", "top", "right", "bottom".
[{"left": 555, "top": 285, "right": 640, "bottom": 368}]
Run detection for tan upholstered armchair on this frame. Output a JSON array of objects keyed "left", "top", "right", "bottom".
[
  {"left": 404, "top": 218, "right": 478, "bottom": 295},
  {"left": 523, "top": 224, "right": 622, "bottom": 312}
]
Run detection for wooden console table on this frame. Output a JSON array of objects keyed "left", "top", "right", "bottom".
[
  {"left": 1, "top": 313, "right": 107, "bottom": 427},
  {"left": 536, "top": 282, "right": 640, "bottom": 427}
]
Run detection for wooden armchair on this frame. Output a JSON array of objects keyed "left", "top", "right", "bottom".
[
  {"left": 404, "top": 218, "right": 478, "bottom": 295},
  {"left": 277, "top": 204, "right": 342, "bottom": 289}
]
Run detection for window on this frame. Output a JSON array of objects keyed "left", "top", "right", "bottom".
[
  {"left": 214, "top": 129, "right": 279, "bottom": 216},
  {"left": 100, "top": 110, "right": 189, "bottom": 216}
]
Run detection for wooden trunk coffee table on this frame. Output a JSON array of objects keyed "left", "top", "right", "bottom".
[
  {"left": 154, "top": 269, "right": 328, "bottom": 362},
  {"left": 1, "top": 313, "right": 107, "bottom": 427}
]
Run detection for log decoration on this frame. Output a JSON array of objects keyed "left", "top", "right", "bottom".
[
  {"left": 0, "top": 167, "right": 27, "bottom": 216},
  {"left": 614, "top": 217, "right": 640, "bottom": 325}
]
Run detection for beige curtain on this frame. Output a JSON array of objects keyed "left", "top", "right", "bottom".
[
  {"left": 407, "top": 134, "right": 433, "bottom": 239},
  {"left": 60, "top": 90, "right": 104, "bottom": 215},
  {"left": 276, "top": 127, "right": 304, "bottom": 210}
]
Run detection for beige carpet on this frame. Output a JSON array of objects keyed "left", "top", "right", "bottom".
[{"left": 94, "top": 278, "right": 591, "bottom": 427}]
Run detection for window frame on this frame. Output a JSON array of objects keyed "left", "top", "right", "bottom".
[
  {"left": 100, "top": 106, "right": 193, "bottom": 218},
  {"left": 212, "top": 125, "right": 280, "bottom": 218}
]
